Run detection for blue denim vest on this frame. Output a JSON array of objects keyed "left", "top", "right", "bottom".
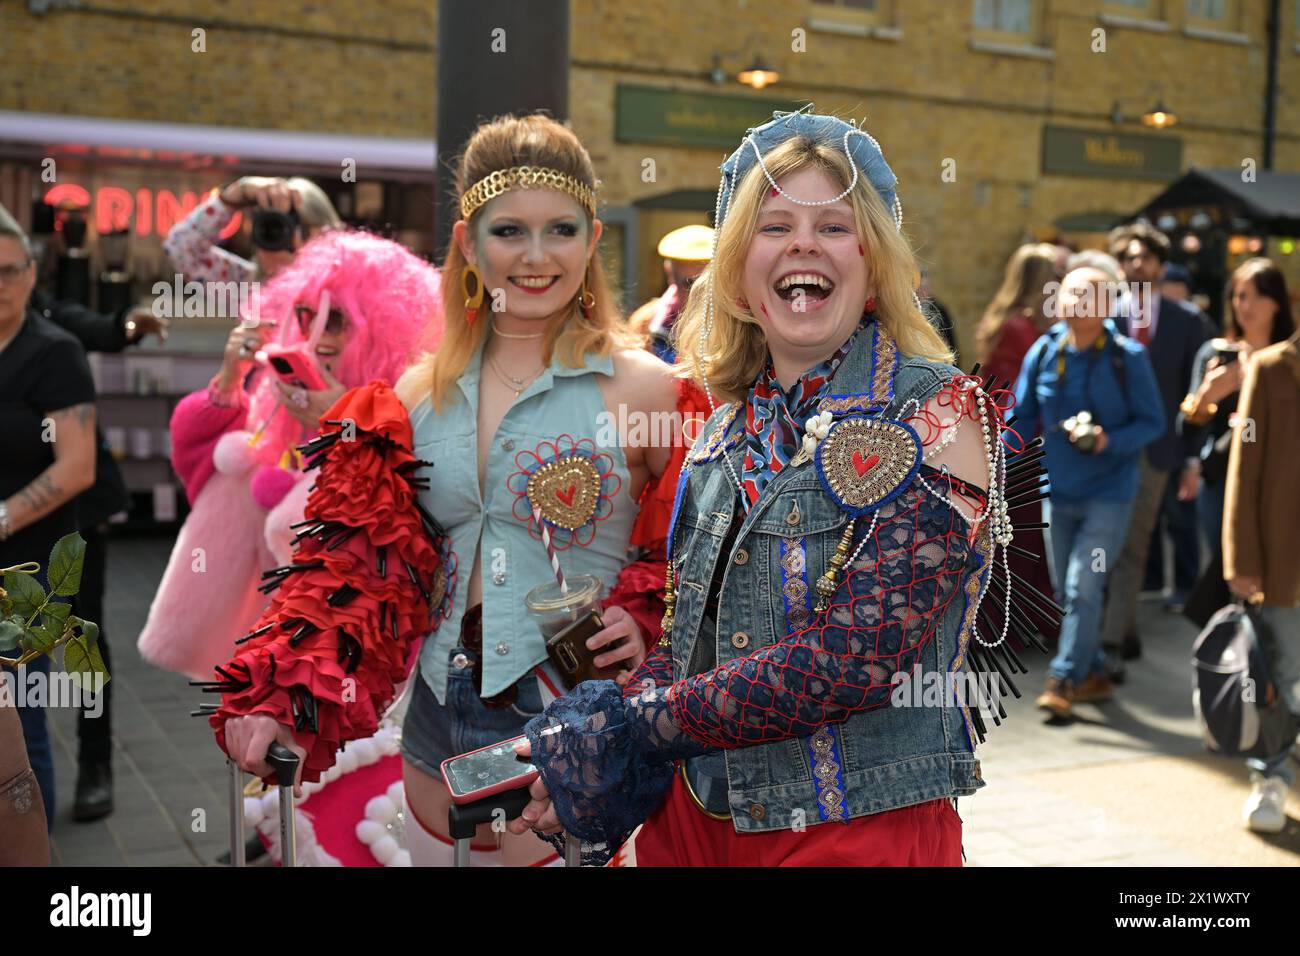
[
  {"left": 410, "top": 344, "right": 636, "bottom": 702},
  {"left": 670, "top": 326, "right": 989, "bottom": 833}
]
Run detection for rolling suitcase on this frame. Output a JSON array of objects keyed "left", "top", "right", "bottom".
[{"left": 228, "top": 741, "right": 300, "bottom": 867}]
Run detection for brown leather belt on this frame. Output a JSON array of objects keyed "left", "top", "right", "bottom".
[{"left": 459, "top": 604, "right": 518, "bottom": 709}]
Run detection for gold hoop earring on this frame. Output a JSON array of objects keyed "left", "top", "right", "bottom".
[
  {"left": 579, "top": 275, "right": 596, "bottom": 312},
  {"left": 462, "top": 264, "right": 485, "bottom": 326}
]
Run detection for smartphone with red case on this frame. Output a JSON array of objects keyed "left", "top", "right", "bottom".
[
  {"left": 261, "top": 344, "right": 329, "bottom": 391},
  {"left": 440, "top": 735, "right": 538, "bottom": 805}
]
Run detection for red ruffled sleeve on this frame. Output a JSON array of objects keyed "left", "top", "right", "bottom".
[
  {"left": 603, "top": 378, "right": 710, "bottom": 651},
  {"left": 205, "top": 381, "right": 448, "bottom": 783}
]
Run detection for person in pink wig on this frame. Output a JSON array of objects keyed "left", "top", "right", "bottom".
[{"left": 139, "top": 231, "right": 443, "bottom": 682}]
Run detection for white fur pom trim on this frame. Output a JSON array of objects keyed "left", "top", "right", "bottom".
[
  {"left": 243, "top": 795, "right": 265, "bottom": 828},
  {"left": 364, "top": 795, "right": 398, "bottom": 823},
  {"left": 371, "top": 835, "right": 400, "bottom": 865},
  {"left": 351, "top": 738, "right": 379, "bottom": 766},
  {"left": 355, "top": 819, "right": 386, "bottom": 845},
  {"left": 336, "top": 749, "right": 359, "bottom": 774}
]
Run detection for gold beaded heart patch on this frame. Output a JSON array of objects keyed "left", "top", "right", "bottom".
[
  {"left": 814, "top": 416, "right": 921, "bottom": 516},
  {"left": 525, "top": 455, "right": 603, "bottom": 530}
]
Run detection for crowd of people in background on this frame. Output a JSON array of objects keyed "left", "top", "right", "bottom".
[{"left": 978, "top": 225, "right": 1300, "bottom": 834}]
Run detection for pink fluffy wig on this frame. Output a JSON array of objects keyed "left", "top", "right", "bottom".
[{"left": 242, "top": 230, "right": 443, "bottom": 461}]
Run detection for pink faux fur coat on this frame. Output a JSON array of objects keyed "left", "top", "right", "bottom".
[{"left": 137, "top": 387, "right": 312, "bottom": 681}]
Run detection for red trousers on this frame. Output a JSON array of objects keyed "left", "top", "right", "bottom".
[{"left": 626, "top": 774, "right": 964, "bottom": 867}]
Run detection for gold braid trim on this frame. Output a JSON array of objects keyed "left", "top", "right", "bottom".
[{"left": 460, "top": 166, "right": 598, "bottom": 220}]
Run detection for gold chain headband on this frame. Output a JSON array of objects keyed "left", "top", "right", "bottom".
[{"left": 459, "top": 165, "right": 597, "bottom": 221}]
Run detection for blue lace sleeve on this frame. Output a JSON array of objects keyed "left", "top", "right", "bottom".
[{"left": 523, "top": 679, "right": 712, "bottom": 861}]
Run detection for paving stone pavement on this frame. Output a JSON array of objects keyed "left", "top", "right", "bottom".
[{"left": 40, "top": 535, "right": 1300, "bottom": 866}]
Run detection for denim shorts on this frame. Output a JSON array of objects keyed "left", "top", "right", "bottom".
[{"left": 400, "top": 647, "right": 545, "bottom": 778}]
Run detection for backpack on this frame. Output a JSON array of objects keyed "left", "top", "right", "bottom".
[
  {"left": 1191, "top": 602, "right": 1300, "bottom": 759},
  {"left": 1026, "top": 325, "right": 1129, "bottom": 408}
]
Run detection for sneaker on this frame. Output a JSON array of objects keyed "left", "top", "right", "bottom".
[
  {"left": 1074, "top": 672, "right": 1114, "bottom": 704},
  {"left": 1119, "top": 633, "right": 1143, "bottom": 660},
  {"left": 1242, "top": 772, "right": 1288, "bottom": 834},
  {"left": 1036, "top": 677, "right": 1074, "bottom": 719}
]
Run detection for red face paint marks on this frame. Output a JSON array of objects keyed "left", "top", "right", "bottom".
[
  {"left": 759, "top": 303, "right": 769, "bottom": 318},
  {"left": 858, "top": 244, "right": 864, "bottom": 256}
]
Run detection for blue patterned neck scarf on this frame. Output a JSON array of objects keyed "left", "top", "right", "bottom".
[{"left": 741, "top": 320, "right": 865, "bottom": 507}]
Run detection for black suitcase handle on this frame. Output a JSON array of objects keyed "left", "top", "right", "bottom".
[
  {"left": 448, "top": 787, "right": 531, "bottom": 840},
  {"left": 265, "top": 741, "right": 300, "bottom": 788}
]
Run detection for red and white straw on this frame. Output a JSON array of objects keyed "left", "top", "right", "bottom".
[{"left": 532, "top": 505, "right": 569, "bottom": 594}]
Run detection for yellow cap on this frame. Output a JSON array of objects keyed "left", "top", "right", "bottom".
[{"left": 657, "top": 224, "right": 714, "bottom": 263}]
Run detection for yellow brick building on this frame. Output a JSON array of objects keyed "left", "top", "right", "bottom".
[{"left": 2, "top": 0, "right": 1297, "bottom": 358}]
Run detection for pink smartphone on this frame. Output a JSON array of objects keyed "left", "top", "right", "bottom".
[
  {"left": 440, "top": 735, "right": 538, "bottom": 805},
  {"left": 261, "top": 344, "right": 328, "bottom": 391}
]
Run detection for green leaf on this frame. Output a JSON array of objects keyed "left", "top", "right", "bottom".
[
  {"left": 3, "top": 571, "right": 46, "bottom": 619},
  {"left": 24, "top": 624, "right": 55, "bottom": 654},
  {"left": 47, "top": 533, "right": 86, "bottom": 598},
  {"left": 88, "top": 641, "right": 109, "bottom": 687},
  {"left": 79, "top": 619, "right": 100, "bottom": 650},
  {"left": 42, "top": 601, "right": 72, "bottom": 638},
  {"left": 66, "top": 637, "right": 109, "bottom": 691},
  {"left": 0, "top": 619, "right": 23, "bottom": 653}
]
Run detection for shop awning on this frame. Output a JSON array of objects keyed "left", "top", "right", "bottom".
[
  {"left": 0, "top": 110, "right": 435, "bottom": 178},
  {"left": 1134, "top": 167, "right": 1300, "bottom": 234}
]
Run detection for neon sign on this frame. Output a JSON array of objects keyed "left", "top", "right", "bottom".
[{"left": 42, "top": 184, "right": 243, "bottom": 239}]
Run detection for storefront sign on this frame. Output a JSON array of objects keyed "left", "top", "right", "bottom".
[
  {"left": 43, "top": 183, "right": 241, "bottom": 238},
  {"left": 616, "top": 84, "right": 798, "bottom": 150},
  {"left": 1042, "top": 126, "right": 1182, "bottom": 181}
]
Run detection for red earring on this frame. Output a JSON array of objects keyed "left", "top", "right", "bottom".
[
  {"left": 864, "top": 296, "right": 877, "bottom": 314},
  {"left": 462, "top": 264, "right": 484, "bottom": 328}
]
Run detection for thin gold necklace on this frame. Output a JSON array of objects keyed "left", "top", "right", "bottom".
[
  {"left": 491, "top": 321, "right": 545, "bottom": 340},
  {"left": 488, "top": 353, "right": 543, "bottom": 397}
]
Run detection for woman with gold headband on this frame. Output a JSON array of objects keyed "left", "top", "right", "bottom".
[
  {"left": 206, "top": 114, "right": 690, "bottom": 866},
  {"left": 511, "top": 108, "right": 1061, "bottom": 866}
]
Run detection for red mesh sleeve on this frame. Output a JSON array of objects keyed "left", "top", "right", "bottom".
[
  {"left": 622, "top": 645, "right": 675, "bottom": 699},
  {"left": 206, "top": 382, "right": 446, "bottom": 783},
  {"left": 666, "top": 481, "right": 984, "bottom": 749}
]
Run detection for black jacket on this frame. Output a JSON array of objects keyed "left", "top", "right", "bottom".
[{"left": 1116, "top": 295, "right": 1215, "bottom": 472}]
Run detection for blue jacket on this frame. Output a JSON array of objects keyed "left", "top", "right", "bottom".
[
  {"left": 1013, "top": 320, "right": 1165, "bottom": 503},
  {"left": 665, "top": 326, "right": 988, "bottom": 832}
]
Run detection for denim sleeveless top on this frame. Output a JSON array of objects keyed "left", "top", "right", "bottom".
[
  {"left": 670, "top": 325, "right": 989, "bottom": 832},
  {"left": 410, "top": 343, "right": 636, "bottom": 703}
]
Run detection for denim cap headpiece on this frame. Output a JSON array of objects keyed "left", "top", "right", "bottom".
[
  {"left": 714, "top": 106, "right": 903, "bottom": 234},
  {"left": 696, "top": 107, "right": 905, "bottom": 418}
]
